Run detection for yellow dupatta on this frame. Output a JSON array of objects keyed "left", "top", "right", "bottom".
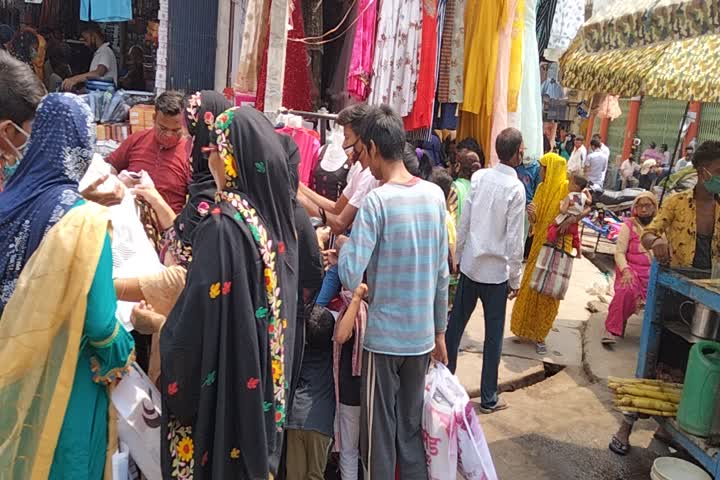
[
  {"left": 0, "top": 202, "right": 109, "bottom": 479},
  {"left": 510, "top": 153, "right": 572, "bottom": 342}
]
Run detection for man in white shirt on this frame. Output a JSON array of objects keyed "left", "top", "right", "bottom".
[
  {"left": 585, "top": 138, "right": 609, "bottom": 188},
  {"left": 567, "top": 134, "right": 587, "bottom": 174},
  {"left": 62, "top": 23, "right": 118, "bottom": 91},
  {"left": 592, "top": 133, "right": 610, "bottom": 159},
  {"left": 673, "top": 145, "right": 694, "bottom": 173},
  {"left": 298, "top": 103, "right": 380, "bottom": 234},
  {"left": 444, "top": 127, "right": 526, "bottom": 414}
]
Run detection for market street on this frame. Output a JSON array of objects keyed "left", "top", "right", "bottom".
[{"left": 454, "top": 243, "right": 690, "bottom": 479}]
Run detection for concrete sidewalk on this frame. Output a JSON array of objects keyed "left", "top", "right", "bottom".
[
  {"left": 454, "top": 250, "right": 669, "bottom": 478},
  {"left": 455, "top": 257, "right": 608, "bottom": 396}
]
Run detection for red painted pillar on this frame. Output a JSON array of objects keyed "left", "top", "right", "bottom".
[
  {"left": 622, "top": 97, "right": 642, "bottom": 159},
  {"left": 684, "top": 101, "right": 702, "bottom": 149},
  {"left": 599, "top": 117, "right": 610, "bottom": 143},
  {"left": 584, "top": 114, "right": 596, "bottom": 147}
]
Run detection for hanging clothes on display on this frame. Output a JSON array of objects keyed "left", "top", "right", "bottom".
[
  {"left": 433, "top": 0, "right": 460, "bottom": 131},
  {"left": 545, "top": 0, "right": 584, "bottom": 61},
  {"left": 236, "top": 0, "right": 270, "bottom": 95},
  {"left": 459, "top": 0, "right": 508, "bottom": 160},
  {"left": 261, "top": 0, "right": 290, "bottom": 113},
  {"left": 489, "top": 0, "right": 519, "bottom": 166},
  {"left": 80, "top": 0, "right": 132, "bottom": 22},
  {"left": 404, "top": 0, "right": 440, "bottom": 133},
  {"left": 256, "top": 0, "right": 313, "bottom": 112},
  {"left": 433, "top": 0, "right": 447, "bottom": 96},
  {"left": 597, "top": 94, "right": 622, "bottom": 120},
  {"left": 535, "top": 0, "right": 557, "bottom": 58},
  {"left": 433, "top": 102, "right": 459, "bottom": 130},
  {"left": 541, "top": 62, "right": 564, "bottom": 98},
  {"left": 507, "top": 0, "right": 524, "bottom": 113},
  {"left": 346, "top": 0, "right": 378, "bottom": 101},
  {"left": 368, "top": 0, "right": 423, "bottom": 117},
  {"left": 277, "top": 125, "right": 321, "bottom": 188},
  {"left": 303, "top": 0, "right": 324, "bottom": 107},
  {"left": 511, "top": 0, "right": 544, "bottom": 161},
  {"left": 327, "top": 1, "right": 358, "bottom": 111}
]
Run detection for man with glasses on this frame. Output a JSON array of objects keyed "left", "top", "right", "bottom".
[
  {"left": 107, "top": 91, "right": 190, "bottom": 213},
  {"left": 298, "top": 103, "right": 379, "bottom": 234}
]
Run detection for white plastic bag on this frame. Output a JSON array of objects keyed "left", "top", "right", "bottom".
[
  {"left": 112, "top": 363, "right": 162, "bottom": 480},
  {"left": 457, "top": 403, "right": 498, "bottom": 480},
  {"left": 423, "top": 363, "right": 468, "bottom": 479},
  {"left": 112, "top": 442, "right": 129, "bottom": 480}
]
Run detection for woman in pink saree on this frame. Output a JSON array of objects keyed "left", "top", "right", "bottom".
[{"left": 603, "top": 192, "right": 658, "bottom": 343}]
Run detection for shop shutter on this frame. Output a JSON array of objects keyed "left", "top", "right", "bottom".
[
  {"left": 698, "top": 102, "right": 720, "bottom": 143},
  {"left": 636, "top": 97, "right": 688, "bottom": 154},
  {"left": 167, "top": 0, "right": 219, "bottom": 91}
]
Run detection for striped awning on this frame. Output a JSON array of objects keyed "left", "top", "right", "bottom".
[{"left": 559, "top": 30, "right": 720, "bottom": 102}]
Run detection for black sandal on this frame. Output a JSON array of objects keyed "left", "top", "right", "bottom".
[{"left": 609, "top": 435, "right": 630, "bottom": 456}]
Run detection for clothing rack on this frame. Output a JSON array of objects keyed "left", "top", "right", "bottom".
[{"left": 278, "top": 108, "right": 338, "bottom": 144}]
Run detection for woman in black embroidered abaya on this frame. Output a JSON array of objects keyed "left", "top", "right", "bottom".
[{"left": 160, "top": 106, "right": 298, "bottom": 479}]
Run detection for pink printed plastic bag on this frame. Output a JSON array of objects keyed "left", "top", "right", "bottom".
[
  {"left": 422, "top": 363, "right": 499, "bottom": 480},
  {"left": 423, "top": 363, "right": 466, "bottom": 479}
]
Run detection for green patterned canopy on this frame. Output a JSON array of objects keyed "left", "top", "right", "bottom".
[
  {"left": 560, "top": 30, "right": 720, "bottom": 102},
  {"left": 583, "top": 0, "right": 720, "bottom": 53}
]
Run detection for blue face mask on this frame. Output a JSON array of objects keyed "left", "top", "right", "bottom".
[{"left": 2, "top": 161, "right": 19, "bottom": 183}]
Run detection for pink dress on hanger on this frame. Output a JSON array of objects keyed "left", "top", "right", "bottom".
[
  {"left": 277, "top": 126, "right": 321, "bottom": 188},
  {"left": 346, "top": 0, "right": 378, "bottom": 101}
]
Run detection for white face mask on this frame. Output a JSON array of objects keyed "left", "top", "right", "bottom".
[{"left": 0, "top": 121, "right": 30, "bottom": 167}]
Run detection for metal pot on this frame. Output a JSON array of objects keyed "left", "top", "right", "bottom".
[{"left": 680, "top": 301, "right": 720, "bottom": 340}]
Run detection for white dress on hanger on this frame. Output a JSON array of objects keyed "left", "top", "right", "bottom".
[{"left": 368, "top": 0, "right": 423, "bottom": 117}]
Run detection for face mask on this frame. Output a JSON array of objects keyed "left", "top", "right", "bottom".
[
  {"left": 637, "top": 215, "right": 654, "bottom": 226},
  {"left": 2, "top": 162, "right": 19, "bottom": 183},
  {"left": 703, "top": 169, "right": 720, "bottom": 195},
  {"left": 0, "top": 121, "right": 30, "bottom": 165},
  {"left": 156, "top": 130, "right": 182, "bottom": 149}
]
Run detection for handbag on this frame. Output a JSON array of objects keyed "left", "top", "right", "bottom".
[{"left": 530, "top": 243, "right": 574, "bottom": 300}]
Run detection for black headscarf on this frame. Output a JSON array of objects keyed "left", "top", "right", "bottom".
[
  {"left": 161, "top": 106, "right": 298, "bottom": 479},
  {"left": 185, "top": 90, "right": 232, "bottom": 180},
  {"left": 168, "top": 91, "right": 233, "bottom": 267}
]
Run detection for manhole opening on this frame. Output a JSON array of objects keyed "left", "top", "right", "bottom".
[{"left": 498, "top": 363, "right": 566, "bottom": 394}]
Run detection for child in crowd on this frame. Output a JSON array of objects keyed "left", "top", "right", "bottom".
[
  {"left": 430, "top": 167, "right": 458, "bottom": 309},
  {"left": 285, "top": 305, "right": 336, "bottom": 480},
  {"left": 332, "top": 283, "right": 368, "bottom": 480},
  {"left": 546, "top": 173, "right": 591, "bottom": 258}
]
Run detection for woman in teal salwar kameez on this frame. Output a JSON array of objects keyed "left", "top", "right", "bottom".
[{"left": 0, "top": 93, "right": 134, "bottom": 479}]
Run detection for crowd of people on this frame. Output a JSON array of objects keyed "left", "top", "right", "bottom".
[
  {"left": 2, "top": 22, "right": 144, "bottom": 94},
  {"left": 2, "top": 43, "right": 720, "bottom": 479}
]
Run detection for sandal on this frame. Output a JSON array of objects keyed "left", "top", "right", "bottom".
[
  {"left": 601, "top": 334, "right": 617, "bottom": 345},
  {"left": 609, "top": 435, "right": 630, "bottom": 456}
]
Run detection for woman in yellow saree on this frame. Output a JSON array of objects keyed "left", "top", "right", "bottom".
[
  {"left": 510, "top": 152, "right": 571, "bottom": 354},
  {"left": 0, "top": 93, "right": 134, "bottom": 479}
]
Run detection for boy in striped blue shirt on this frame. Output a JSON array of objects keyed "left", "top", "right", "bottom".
[{"left": 337, "top": 105, "right": 449, "bottom": 479}]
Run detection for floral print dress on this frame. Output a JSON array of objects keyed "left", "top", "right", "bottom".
[{"left": 368, "top": 0, "right": 423, "bottom": 117}]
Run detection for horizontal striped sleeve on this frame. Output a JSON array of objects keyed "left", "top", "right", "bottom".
[{"left": 338, "top": 192, "right": 379, "bottom": 291}]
